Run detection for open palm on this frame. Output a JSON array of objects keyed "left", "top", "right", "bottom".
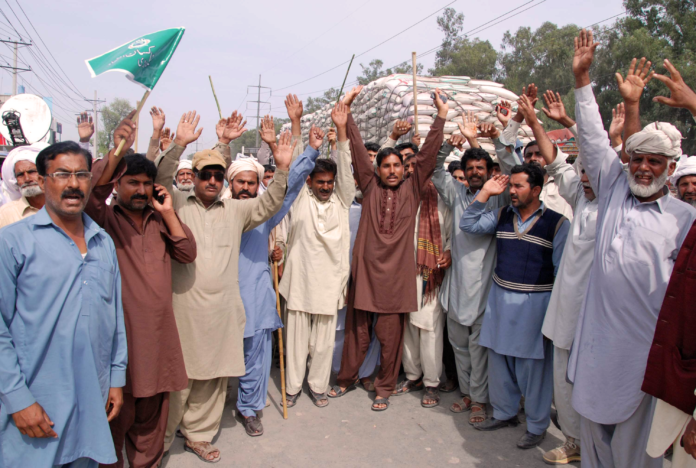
[
  {"left": 617, "top": 58, "right": 653, "bottom": 104},
  {"left": 572, "top": 29, "right": 598, "bottom": 77}
]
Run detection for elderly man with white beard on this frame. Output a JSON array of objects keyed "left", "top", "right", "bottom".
[
  {"left": 670, "top": 156, "right": 696, "bottom": 208},
  {"left": 175, "top": 159, "right": 195, "bottom": 192},
  {"left": 568, "top": 30, "right": 696, "bottom": 468},
  {"left": 0, "top": 144, "right": 49, "bottom": 228}
]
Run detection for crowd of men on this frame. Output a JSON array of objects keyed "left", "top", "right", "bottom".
[{"left": 0, "top": 29, "right": 695, "bottom": 468}]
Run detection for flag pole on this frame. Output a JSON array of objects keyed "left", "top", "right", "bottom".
[
  {"left": 209, "top": 76, "right": 222, "bottom": 120},
  {"left": 273, "top": 261, "right": 288, "bottom": 420},
  {"left": 412, "top": 52, "right": 418, "bottom": 142},
  {"left": 114, "top": 89, "right": 151, "bottom": 157}
]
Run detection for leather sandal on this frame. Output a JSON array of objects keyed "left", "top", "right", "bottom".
[
  {"left": 393, "top": 377, "right": 423, "bottom": 396},
  {"left": 184, "top": 441, "right": 221, "bottom": 464},
  {"left": 243, "top": 415, "right": 264, "bottom": 437}
]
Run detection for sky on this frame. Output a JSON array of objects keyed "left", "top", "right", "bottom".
[{"left": 3, "top": 0, "right": 625, "bottom": 151}]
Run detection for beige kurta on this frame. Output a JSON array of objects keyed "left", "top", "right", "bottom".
[
  {"left": 279, "top": 140, "right": 355, "bottom": 315},
  {"left": 0, "top": 196, "right": 39, "bottom": 228},
  {"left": 155, "top": 142, "right": 288, "bottom": 379},
  {"left": 410, "top": 195, "right": 452, "bottom": 331}
]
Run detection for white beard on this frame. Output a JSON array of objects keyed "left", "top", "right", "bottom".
[
  {"left": 20, "top": 184, "right": 43, "bottom": 198},
  {"left": 628, "top": 170, "right": 668, "bottom": 198},
  {"left": 178, "top": 182, "right": 194, "bottom": 192}
]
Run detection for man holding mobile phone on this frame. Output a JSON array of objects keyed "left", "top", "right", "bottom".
[{"left": 84, "top": 113, "right": 197, "bottom": 468}]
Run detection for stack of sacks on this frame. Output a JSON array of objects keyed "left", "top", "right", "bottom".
[{"left": 297, "top": 74, "right": 541, "bottom": 158}]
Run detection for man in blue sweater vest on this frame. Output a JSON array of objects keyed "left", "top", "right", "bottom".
[{"left": 460, "top": 163, "right": 570, "bottom": 449}]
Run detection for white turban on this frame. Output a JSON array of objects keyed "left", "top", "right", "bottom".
[
  {"left": 176, "top": 159, "right": 192, "bottom": 174},
  {"left": 669, "top": 155, "right": 696, "bottom": 186},
  {"left": 226, "top": 155, "right": 265, "bottom": 184},
  {"left": 1, "top": 143, "right": 49, "bottom": 201},
  {"left": 624, "top": 122, "right": 682, "bottom": 159}
]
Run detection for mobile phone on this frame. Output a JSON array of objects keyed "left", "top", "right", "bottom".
[
  {"left": 430, "top": 92, "right": 448, "bottom": 104},
  {"left": 499, "top": 107, "right": 510, "bottom": 116},
  {"left": 154, "top": 190, "right": 165, "bottom": 205}
]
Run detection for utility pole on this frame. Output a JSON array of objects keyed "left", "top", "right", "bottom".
[
  {"left": 0, "top": 39, "right": 32, "bottom": 94},
  {"left": 84, "top": 91, "right": 106, "bottom": 157},
  {"left": 247, "top": 75, "right": 271, "bottom": 149}
]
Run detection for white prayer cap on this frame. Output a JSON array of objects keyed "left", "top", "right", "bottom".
[
  {"left": 226, "top": 155, "right": 264, "bottom": 183},
  {"left": 624, "top": 122, "right": 682, "bottom": 159},
  {"left": 176, "top": 159, "right": 192, "bottom": 174},
  {"left": 1, "top": 143, "right": 49, "bottom": 201},
  {"left": 669, "top": 155, "right": 696, "bottom": 186}
]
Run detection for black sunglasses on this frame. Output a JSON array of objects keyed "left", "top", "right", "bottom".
[{"left": 197, "top": 170, "right": 225, "bottom": 182}]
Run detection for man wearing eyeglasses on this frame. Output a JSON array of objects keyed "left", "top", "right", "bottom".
[
  {"left": 0, "top": 141, "right": 128, "bottom": 468},
  {"left": 155, "top": 111, "right": 290, "bottom": 463}
]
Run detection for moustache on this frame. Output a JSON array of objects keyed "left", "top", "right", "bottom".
[
  {"left": 61, "top": 189, "right": 84, "bottom": 200},
  {"left": 582, "top": 183, "right": 592, "bottom": 189},
  {"left": 237, "top": 189, "right": 253, "bottom": 198},
  {"left": 130, "top": 194, "right": 148, "bottom": 201},
  {"left": 21, "top": 182, "right": 38, "bottom": 189}
]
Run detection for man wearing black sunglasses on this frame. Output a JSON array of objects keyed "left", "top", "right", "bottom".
[{"left": 155, "top": 110, "right": 290, "bottom": 463}]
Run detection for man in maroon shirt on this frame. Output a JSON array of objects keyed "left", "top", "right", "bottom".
[{"left": 85, "top": 113, "right": 197, "bottom": 468}]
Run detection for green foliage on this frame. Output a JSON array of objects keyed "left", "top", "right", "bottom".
[
  {"left": 431, "top": 38, "right": 498, "bottom": 80},
  {"left": 356, "top": 59, "right": 423, "bottom": 86},
  {"left": 431, "top": 7, "right": 465, "bottom": 71},
  {"left": 97, "top": 98, "right": 133, "bottom": 157},
  {"left": 305, "top": 88, "right": 338, "bottom": 114}
]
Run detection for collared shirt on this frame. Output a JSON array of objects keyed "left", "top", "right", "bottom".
[
  {"left": 568, "top": 85, "right": 696, "bottom": 425},
  {"left": 541, "top": 153, "right": 598, "bottom": 350},
  {"left": 240, "top": 145, "right": 321, "bottom": 336},
  {"left": 461, "top": 201, "right": 569, "bottom": 358},
  {"left": 85, "top": 158, "right": 197, "bottom": 397},
  {"left": 0, "top": 196, "right": 39, "bottom": 228},
  {"left": 155, "top": 142, "right": 288, "bottom": 379},
  {"left": 432, "top": 141, "right": 517, "bottom": 326},
  {"left": 0, "top": 209, "right": 127, "bottom": 467},
  {"left": 279, "top": 140, "right": 355, "bottom": 315}
]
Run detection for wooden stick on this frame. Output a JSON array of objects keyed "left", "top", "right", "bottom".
[
  {"left": 412, "top": 52, "right": 418, "bottom": 140},
  {"left": 327, "top": 54, "right": 356, "bottom": 157},
  {"left": 209, "top": 76, "right": 222, "bottom": 120},
  {"left": 273, "top": 261, "right": 288, "bottom": 420},
  {"left": 114, "top": 89, "right": 151, "bottom": 157}
]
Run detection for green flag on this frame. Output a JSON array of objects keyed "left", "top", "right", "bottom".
[{"left": 85, "top": 28, "right": 185, "bottom": 90}]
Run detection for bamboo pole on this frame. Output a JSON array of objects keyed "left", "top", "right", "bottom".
[
  {"left": 114, "top": 89, "right": 151, "bottom": 157},
  {"left": 209, "top": 76, "right": 222, "bottom": 120},
  {"left": 327, "top": 54, "right": 356, "bottom": 157},
  {"left": 412, "top": 52, "right": 418, "bottom": 140},
  {"left": 273, "top": 261, "right": 288, "bottom": 420}
]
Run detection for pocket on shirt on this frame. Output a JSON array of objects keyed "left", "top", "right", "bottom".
[
  {"left": 623, "top": 226, "right": 669, "bottom": 266},
  {"left": 397, "top": 202, "right": 413, "bottom": 220},
  {"left": 89, "top": 262, "right": 115, "bottom": 300}
]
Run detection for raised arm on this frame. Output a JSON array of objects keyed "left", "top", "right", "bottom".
[
  {"left": 380, "top": 120, "right": 412, "bottom": 151},
  {"left": 145, "top": 107, "right": 166, "bottom": 161},
  {"left": 412, "top": 88, "right": 447, "bottom": 197},
  {"left": 608, "top": 103, "right": 626, "bottom": 160},
  {"left": 96, "top": 111, "right": 136, "bottom": 186},
  {"left": 343, "top": 86, "right": 374, "bottom": 193},
  {"left": 77, "top": 112, "right": 95, "bottom": 159},
  {"left": 332, "top": 101, "right": 357, "bottom": 208},
  {"left": 458, "top": 111, "right": 480, "bottom": 149},
  {"left": 541, "top": 90, "right": 576, "bottom": 129},
  {"left": 517, "top": 94, "right": 556, "bottom": 168},
  {"left": 617, "top": 57, "right": 654, "bottom": 163},
  {"left": 216, "top": 111, "right": 247, "bottom": 167},
  {"left": 285, "top": 94, "right": 305, "bottom": 157},
  {"left": 432, "top": 139, "right": 458, "bottom": 210}
]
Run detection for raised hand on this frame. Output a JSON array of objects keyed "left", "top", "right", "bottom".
[
  {"left": 573, "top": 29, "right": 599, "bottom": 87},
  {"left": 496, "top": 100, "right": 512, "bottom": 128},
  {"left": 448, "top": 133, "right": 465, "bottom": 150},
  {"left": 77, "top": 112, "right": 94, "bottom": 143},
  {"left": 412, "top": 133, "right": 421, "bottom": 147},
  {"left": 516, "top": 95, "right": 538, "bottom": 126},
  {"left": 482, "top": 174, "right": 510, "bottom": 197},
  {"left": 478, "top": 122, "right": 501, "bottom": 140},
  {"left": 457, "top": 111, "right": 478, "bottom": 141},
  {"left": 308, "top": 125, "right": 325, "bottom": 150},
  {"left": 273, "top": 130, "right": 297, "bottom": 171},
  {"left": 617, "top": 57, "right": 654, "bottom": 104},
  {"left": 258, "top": 115, "right": 276, "bottom": 147},
  {"left": 343, "top": 85, "right": 364, "bottom": 108},
  {"left": 11, "top": 402, "right": 57, "bottom": 438},
  {"left": 327, "top": 127, "right": 337, "bottom": 149},
  {"left": 652, "top": 59, "right": 696, "bottom": 115},
  {"left": 390, "top": 120, "right": 412, "bottom": 140},
  {"left": 541, "top": 90, "right": 574, "bottom": 127},
  {"left": 160, "top": 127, "right": 174, "bottom": 151},
  {"left": 217, "top": 111, "right": 248, "bottom": 144},
  {"left": 113, "top": 110, "right": 137, "bottom": 151},
  {"left": 285, "top": 94, "right": 303, "bottom": 121},
  {"left": 331, "top": 101, "right": 349, "bottom": 128},
  {"left": 433, "top": 88, "right": 448, "bottom": 118},
  {"left": 609, "top": 102, "right": 625, "bottom": 146},
  {"left": 152, "top": 184, "right": 173, "bottom": 213},
  {"left": 173, "top": 111, "right": 203, "bottom": 147},
  {"left": 150, "top": 107, "right": 165, "bottom": 136},
  {"left": 522, "top": 83, "right": 538, "bottom": 106}
]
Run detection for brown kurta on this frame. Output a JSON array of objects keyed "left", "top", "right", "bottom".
[
  {"left": 348, "top": 113, "right": 445, "bottom": 313},
  {"left": 85, "top": 158, "right": 196, "bottom": 397}
]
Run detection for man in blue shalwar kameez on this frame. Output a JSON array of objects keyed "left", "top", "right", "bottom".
[
  {"left": 234, "top": 127, "right": 323, "bottom": 437},
  {"left": 0, "top": 141, "right": 128, "bottom": 468}
]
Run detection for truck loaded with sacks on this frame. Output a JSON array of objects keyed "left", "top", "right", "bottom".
[{"left": 287, "top": 74, "right": 542, "bottom": 160}]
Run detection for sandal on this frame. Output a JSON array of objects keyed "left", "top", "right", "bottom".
[
  {"left": 243, "top": 415, "right": 264, "bottom": 437},
  {"left": 371, "top": 397, "right": 390, "bottom": 411},
  {"left": 421, "top": 386, "right": 441, "bottom": 408},
  {"left": 439, "top": 378, "right": 458, "bottom": 393},
  {"left": 328, "top": 383, "right": 356, "bottom": 398},
  {"left": 309, "top": 388, "right": 329, "bottom": 408},
  {"left": 450, "top": 395, "right": 472, "bottom": 413},
  {"left": 469, "top": 403, "right": 487, "bottom": 425},
  {"left": 286, "top": 390, "right": 301, "bottom": 408},
  {"left": 361, "top": 378, "right": 376, "bottom": 392},
  {"left": 184, "top": 441, "right": 221, "bottom": 464},
  {"left": 393, "top": 378, "right": 423, "bottom": 396}
]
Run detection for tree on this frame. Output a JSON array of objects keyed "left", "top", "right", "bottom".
[
  {"left": 97, "top": 98, "right": 133, "bottom": 157},
  {"left": 431, "top": 38, "right": 498, "bottom": 80},
  {"left": 431, "top": 7, "right": 465, "bottom": 72},
  {"left": 305, "top": 88, "right": 338, "bottom": 114},
  {"left": 356, "top": 59, "right": 423, "bottom": 85}
]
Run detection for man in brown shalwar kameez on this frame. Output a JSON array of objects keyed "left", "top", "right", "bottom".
[
  {"left": 85, "top": 114, "right": 197, "bottom": 468},
  {"left": 329, "top": 86, "right": 447, "bottom": 411}
]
